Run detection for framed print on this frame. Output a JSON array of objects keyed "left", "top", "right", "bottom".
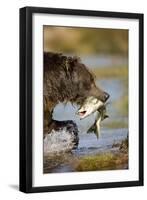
[{"left": 19, "top": 6, "right": 144, "bottom": 193}]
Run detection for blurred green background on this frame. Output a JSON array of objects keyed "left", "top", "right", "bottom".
[{"left": 44, "top": 26, "right": 128, "bottom": 55}]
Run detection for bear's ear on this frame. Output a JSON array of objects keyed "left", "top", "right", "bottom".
[
  {"left": 68, "top": 56, "right": 81, "bottom": 68},
  {"left": 61, "top": 56, "right": 68, "bottom": 64},
  {"left": 62, "top": 56, "right": 69, "bottom": 71},
  {"left": 52, "top": 53, "right": 62, "bottom": 62},
  {"left": 67, "top": 57, "right": 75, "bottom": 67},
  {"left": 73, "top": 56, "right": 81, "bottom": 63}
]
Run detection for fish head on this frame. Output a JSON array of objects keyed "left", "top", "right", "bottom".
[{"left": 77, "top": 96, "right": 104, "bottom": 119}]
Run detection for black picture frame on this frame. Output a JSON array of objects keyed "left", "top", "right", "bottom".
[{"left": 19, "top": 6, "right": 144, "bottom": 193}]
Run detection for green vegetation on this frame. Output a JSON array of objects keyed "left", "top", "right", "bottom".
[
  {"left": 44, "top": 26, "right": 128, "bottom": 55},
  {"left": 115, "top": 95, "right": 128, "bottom": 116},
  {"left": 74, "top": 137, "right": 128, "bottom": 172},
  {"left": 92, "top": 65, "right": 128, "bottom": 79},
  {"left": 74, "top": 152, "right": 128, "bottom": 171}
]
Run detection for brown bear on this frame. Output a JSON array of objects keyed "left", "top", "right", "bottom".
[{"left": 43, "top": 52, "right": 109, "bottom": 137}]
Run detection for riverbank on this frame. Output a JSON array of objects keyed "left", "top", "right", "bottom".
[
  {"left": 74, "top": 137, "right": 128, "bottom": 172},
  {"left": 44, "top": 135, "right": 128, "bottom": 173}
]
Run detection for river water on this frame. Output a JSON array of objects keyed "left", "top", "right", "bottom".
[{"left": 44, "top": 76, "right": 128, "bottom": 173}]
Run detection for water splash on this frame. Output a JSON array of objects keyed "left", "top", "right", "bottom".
[{"left": 44, "top": 128, "right": 78, "bottom": 154}]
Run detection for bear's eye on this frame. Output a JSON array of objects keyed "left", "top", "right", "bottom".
[{"left": 83, "top": 82, "right": 91, "bottom": 90}]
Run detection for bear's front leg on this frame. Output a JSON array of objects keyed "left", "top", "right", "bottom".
[{"left": 43, "top": 97, "right": 56, "bottom": 138}]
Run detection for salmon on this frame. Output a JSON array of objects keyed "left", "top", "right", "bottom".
[
  {"left": 77, "top": 96, "right": 109, "bottom": 139},
  {"left": 77, "top": 96, "right": 104, "bottom": 119},
  {"left": 87, "top": 105, "right": 109, "bottom": 139}
]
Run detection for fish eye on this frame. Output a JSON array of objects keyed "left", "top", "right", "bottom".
[{"left": 92, "top": 98, "right": 98, "bottom": 104}]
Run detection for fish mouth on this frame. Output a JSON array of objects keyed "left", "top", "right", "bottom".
[
  {"left": 77, "top": 110, "right": 87, "bottom": 118},
  {"left": 76, "top": 97, "right": 108, "bottom": 119},
  {"left": 77, "top": 103, "right": 104, "bottom": 119}
]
